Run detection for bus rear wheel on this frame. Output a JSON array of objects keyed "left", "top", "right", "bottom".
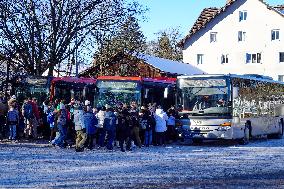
[{"left": 268, "top": 119, "right": 284, "bottom": 139}]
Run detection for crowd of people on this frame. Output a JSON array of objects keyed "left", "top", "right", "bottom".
[{"left": 0, "top": 93, "right": 179, "bottom": 152}]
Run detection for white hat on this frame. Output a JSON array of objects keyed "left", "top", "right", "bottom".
[
  {"left": 85, "top": 100, "right": 90, "bottom": 106},
  {"left": 105, "top": 104, "right": 111, "bottom": 109},
  {"left": 11, "top": 95, "right": 16, "bottom": 100}
]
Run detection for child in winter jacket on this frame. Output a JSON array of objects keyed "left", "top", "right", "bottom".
[
  {"left": 47, "top": 108, "right": 56, "bottom": 142},
  {"left": 166, "top": 113, "right": 176, "bottom": 143},
  {"left": 7, "top": 104, "right": 19, "bottom": 140}
]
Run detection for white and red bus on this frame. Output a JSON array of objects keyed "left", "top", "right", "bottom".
[
  {"left": 50, "top": 77, "right": 97, "bottom": 103},
  {"left": 94, "top": 76, "right": 176, "bottom": 109}
]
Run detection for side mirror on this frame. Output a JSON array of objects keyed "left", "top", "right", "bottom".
[
  {"left": 233, "top": 87, "right": 239, "bottom": 99},
  {"left": 164, "top": 87, "right": 169, "bottom": 98},
  {"left": 70, "top": 89, "right": 74, "bottom": 100},
  {"left": 145, "top": 88, "right": 149, "bottom": 98}
]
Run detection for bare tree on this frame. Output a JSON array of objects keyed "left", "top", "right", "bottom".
[{"left": 0, "top": 0, "right": 144, "bottom": 76}]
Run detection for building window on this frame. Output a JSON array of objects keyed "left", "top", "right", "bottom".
[
  {"left": 221, "top": 54, "right": 229, "bottom": 64},
  {"left": 197, "top": 54, "right": 204, "bottom": 65},
  {"left": 238, "top": 31, "right": 246, "bottom": 42},
  {"left": 280, "top": 52, "right": 284, "bottom": 63},
  {"left": 239, "top": 11, "right": 247, "bottom": 22},
  {"left": 279, "top": 75, "right": 284, "bottom": 82},
  {"left": 271, "top": 29, "right": 280, "bottom": 41},
  {"left": 246, "top": 53, "right": 261, "bottom": 63},
  {"left": 210, "top": 32, "right": 217, "bottom": 43}
]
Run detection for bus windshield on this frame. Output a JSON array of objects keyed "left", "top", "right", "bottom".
[
  {"left": 95, "top": 80, "right": 141, "bottom": 107},
  {"left": 177, "top": 78, "right": 231, "bottom": 116}
]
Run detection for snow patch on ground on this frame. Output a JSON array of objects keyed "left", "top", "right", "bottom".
[{"left": 1, "top": 138, "right": 284, "bottom": 188}]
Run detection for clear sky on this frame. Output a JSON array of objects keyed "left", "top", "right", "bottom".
[{"left": 139, "top": 0, "right": 284, "bottom": 41}]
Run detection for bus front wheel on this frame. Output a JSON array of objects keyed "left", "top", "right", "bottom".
[{"left": 268, "top": 119, "right": 284, "bottom": 139}]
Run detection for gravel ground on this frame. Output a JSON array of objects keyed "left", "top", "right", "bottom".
[{"left": 1, "top": 138, "right": 284, "bottom": 189}]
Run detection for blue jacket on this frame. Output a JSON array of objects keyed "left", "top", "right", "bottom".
[{"left": 83, "top": 112, "right": 98, "bottom": 134}]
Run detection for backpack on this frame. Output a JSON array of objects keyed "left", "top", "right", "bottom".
[
  {"left": 23, "top": 102, "right": 34, "bottom": 119},
  {"left": 104, "top": 114, "right": 116, "bottom": 130},
  {"left": 93, "top": 116, "right": 98, "bottom": 126}
]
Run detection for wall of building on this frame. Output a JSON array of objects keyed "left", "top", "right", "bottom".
[{"left": 183, "top": 0, "right": 284, "bottom": 81}]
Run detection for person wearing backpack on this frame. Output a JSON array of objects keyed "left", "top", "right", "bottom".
[
  {"left": 47, "top": 104, "right": 56, "bottom": 142},
  {"left": 7, "top": 100, "right": 19, "bottom": 140},
  {"left": 22, "top": 97, "right": 35, "bottom": 139},
  {"left": 140, "top": 109, "right": 152, "bottom": 147},
  {"left": 51, "top": 104, "right": 67, "bottom": 148}
]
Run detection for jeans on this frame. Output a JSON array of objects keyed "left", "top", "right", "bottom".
[
  {"left": 86, "top": 134, "right": 95, "bottom": 149},
  {"left": 98, "top": 128, "right": 106, "bottom": 147},
  {"left": 106, "top": 129, "right": 115, "bottom": 150},
  {"left": 9, "top": 124, "right": 17, "bottom": 140},
  {"left": 144, "top": 130, "right": 152, "bottom": 146},
  {"left": 53, "top": 124, "right": 67, "bottom": 147}
]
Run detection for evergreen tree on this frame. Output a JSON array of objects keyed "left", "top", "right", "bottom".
[
  {"left": 94, "top": 16, "right": 146, "bottom": 75},
  {"left": 146, "top": 28, "right": 182, "bottom": 61}
]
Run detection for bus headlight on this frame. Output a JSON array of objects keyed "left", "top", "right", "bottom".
[{"left": 220, "top": 122, "right": 231, "bottom": 127}]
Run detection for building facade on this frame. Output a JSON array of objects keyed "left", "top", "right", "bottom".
[{"left": 180, "top": 0, "right": 284, "bottom": 81}]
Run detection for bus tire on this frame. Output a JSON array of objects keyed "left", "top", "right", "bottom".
[
  {"left": 277, "top": 119, "right": 284, "bottom": 139},
  {"left": 239, "top": 124, "right": 250, "bottom": 145},
  {"left": 268, "top": 119, "right": 284, "bottom": 139},
  {"left": 192, "top": 138, "right": 203, "bottom": 144}
]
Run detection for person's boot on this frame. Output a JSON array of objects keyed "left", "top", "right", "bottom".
[{"left": 75, "top": 147, "right": 84, "bottom": 152}]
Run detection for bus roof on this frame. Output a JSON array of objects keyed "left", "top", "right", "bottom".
[
  {"left": 97, "top": 76, "right": 142, "bottom": 81},
  {"left": 177, "top": 74, "right": 284, "bottom": 85},
  {"left": 97, "top": 76, "right": 176, "bottom": 84},
  {"left": 51, "top": 77, "right": 96, "bottom": 84}
]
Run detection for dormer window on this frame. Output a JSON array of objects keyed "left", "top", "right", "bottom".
[
  {"left": 271, "top": 29, "right": 280, "bottom": 41},
  {"left": 239, "top": 11, "right": 247, "bottom": 22},
  {"left": 210, "top": 32, "right": 217, "bottom": 43}
]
